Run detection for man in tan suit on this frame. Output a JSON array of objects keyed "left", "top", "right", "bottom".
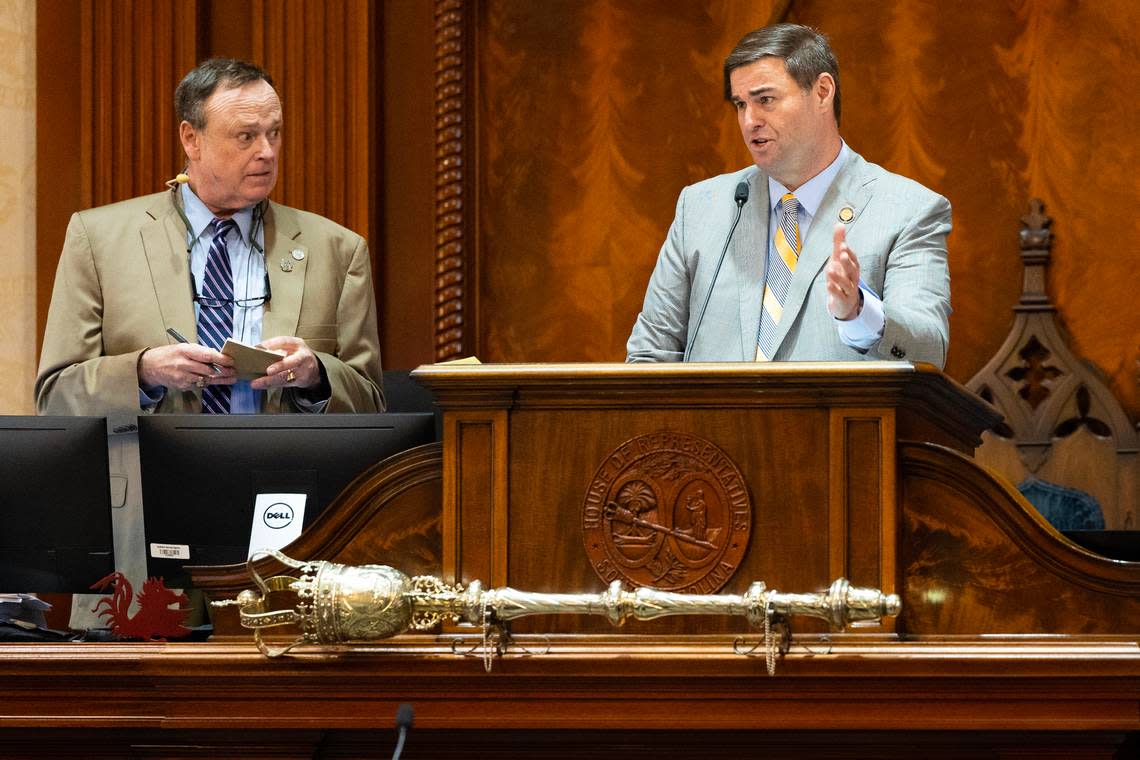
[
  {"left": 36, "top": 58, "right": 385, "bottom": 420},
  {"left": 36, "top": 59, "right": 385, "bottom": 629}
]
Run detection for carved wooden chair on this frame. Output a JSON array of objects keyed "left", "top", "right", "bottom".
[{"left": 966, "top": 199, "right": 1138, "bottom": 531}]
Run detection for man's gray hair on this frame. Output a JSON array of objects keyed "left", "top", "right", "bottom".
[
  {"left": 175, "top": 58, "right": 276, "bottom": 130},
  {"left": 723, "top": 23, "right": 840, "bottom": 125}
]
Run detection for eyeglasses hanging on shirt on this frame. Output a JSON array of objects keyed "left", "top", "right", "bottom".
[
  {"left": 189, "top": 269, "right": 272, "bottom": 308},
  {"left": 172, "top": 187, "right": 272, "bottom": 311}
]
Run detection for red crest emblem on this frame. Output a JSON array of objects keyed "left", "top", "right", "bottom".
[{"left": 91, "top": 572, "right": 191, "bottom": 640}]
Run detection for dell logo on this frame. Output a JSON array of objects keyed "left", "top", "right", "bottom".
[{"left": 263, "top": 503, "right": 295, "bottom": 529}]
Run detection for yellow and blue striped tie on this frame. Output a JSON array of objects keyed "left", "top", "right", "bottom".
[{"left": 756, "top": 193, "right": 801, "bottom": 361}]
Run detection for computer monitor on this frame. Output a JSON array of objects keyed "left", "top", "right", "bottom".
[
  {"left": 138, "top": 413, "right": 436, "bottom": 585},
  {"left": 0, "top": 416, "right": 115, "bottom": 593},
  {"left": 1062, "top": 530, "right": 1140, "bottom": 562}
]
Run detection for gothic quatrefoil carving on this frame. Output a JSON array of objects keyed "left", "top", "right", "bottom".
[{"left": 1006, "top": 335, "right": 1064, "bottom": 409}]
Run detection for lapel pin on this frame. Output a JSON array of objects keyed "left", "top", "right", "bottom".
[
  {"left": 279, "top": 259, "right": 294, "bottom": 272},
  {"left": 291, "top": 249, "right": 306, "bottom": 262},
  {"left": 838, "top": 206, "right": 855, "bottom": 223}
]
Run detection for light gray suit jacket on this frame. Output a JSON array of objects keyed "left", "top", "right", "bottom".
[
  {"left": 626, "top": 150, "right": 951, "bottom": 368},
  {"left": 36, "top": 189, "right": 385, "bottom": 425}
]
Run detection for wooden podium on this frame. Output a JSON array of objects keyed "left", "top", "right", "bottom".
[{"left": 2, "top": 363, "right": 1138, "bottom": 759}]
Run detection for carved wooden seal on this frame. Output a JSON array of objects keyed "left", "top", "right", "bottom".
[{"left": 582, "top": 432, "right": 752, "bottom": 593}]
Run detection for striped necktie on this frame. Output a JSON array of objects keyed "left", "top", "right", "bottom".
[
  {"left": 756, "top": 193, "right": 801, "bottom": 361},
  {"left": 197, "top": 218, "right": 238, "bottom": 414}
]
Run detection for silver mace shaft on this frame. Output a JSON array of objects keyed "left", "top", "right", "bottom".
[
  {"left": 432, "top": 578, "right": 898, "bottom": 630},
  {"left": 226, "top": 551, "right": 900, "bottom": 654}
]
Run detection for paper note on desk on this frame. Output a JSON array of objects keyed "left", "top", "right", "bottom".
[{"left": 221, "top": 339, "right": 286, "bottom": 381}]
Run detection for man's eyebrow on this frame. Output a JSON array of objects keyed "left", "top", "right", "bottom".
[
  {"left": 232, "top": 118, "right": 282, "bottom": 130},
  {"left": 730, "top": 85, "right": 776, "bottom": 102}
]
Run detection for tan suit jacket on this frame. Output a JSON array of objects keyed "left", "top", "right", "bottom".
[{"left": 36, "top": 189, "right": 385, "bottom": 424}]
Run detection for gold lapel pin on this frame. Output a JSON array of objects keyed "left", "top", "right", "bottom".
[
  {"left": 279, "top": 259, "right": 294, "bottom": 273},
  {"left": 838, "top": 206, "right": 855, "bottom": 223}
]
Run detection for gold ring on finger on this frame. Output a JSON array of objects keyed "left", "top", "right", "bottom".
[{"left": 286, "top": 369, "right": 296, "bottom": 383}]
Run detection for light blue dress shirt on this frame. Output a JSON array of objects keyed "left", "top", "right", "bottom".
[
  {"left": 764, "top": 141, "right": 885, "bottom": 351},
  {"left": 180, "top": 184, "right": 267, "bottom": 413},
  {"left": 140, "top": 185, "right": 267, "bottom": 412}
]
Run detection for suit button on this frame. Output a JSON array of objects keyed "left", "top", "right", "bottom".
[{"left": 890, "top": 346, "right": 906, "bottom": 359}]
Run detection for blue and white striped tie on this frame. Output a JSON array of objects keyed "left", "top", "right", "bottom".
[{"left": 197, "top": 218, "right": 237, "bottom": 414}]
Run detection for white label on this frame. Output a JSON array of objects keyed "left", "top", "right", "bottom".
[
  {"left": 150, "top": 542, "right": 190, "bottom": 560},
  {"left": 248, "top": 493, "right": 307, "bottom": 559}
]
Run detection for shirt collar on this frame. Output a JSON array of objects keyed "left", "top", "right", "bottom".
[
  {"left": 767, "top": 140, "right": 850, "bottom": 218},
  {"left": 179, "top": 183, "right": 255, "bottom": 245}
]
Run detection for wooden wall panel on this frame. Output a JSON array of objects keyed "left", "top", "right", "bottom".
[
  {"left": 250, "top": 0, "right": 374, "bottom": 245},
  {"left": 468, "top": 0, "right": 1139, "bottom": 420},
  {"left": 476, "top": 0, "right": 778, "bottom": 363},
  {"left": 36, "top": 0, "right": 197, "bottom": 346},
  {"left": 78, "top": 0, "right": 197, "bottom": 208},
  {"left": 380, "top": 1, "right": 437, "bottom": 370}
]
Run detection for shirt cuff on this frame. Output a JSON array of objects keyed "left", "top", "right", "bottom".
[
  {"left": 289, "top": 359, "right": 332, "bottom": 413},
  {"left": 835, "top": 283, "right": 885, "bottom": 351},
  {"left": 291, "top": 393, "right": 329, "bottom": 414},
  {"left": 139, "top": 385, "right": 165, "bottom": 411}
]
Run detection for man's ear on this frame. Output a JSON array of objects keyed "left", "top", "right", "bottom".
[
  {"left": 814, "top": 73, "right": 836, "bottom": 113},
  {"left": 179, "top": 121, "right": 200, "bottom": 162}
]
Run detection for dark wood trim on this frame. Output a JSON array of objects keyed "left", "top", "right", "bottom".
[
  {"left": 433, "top": 0, "right": 477, "bottom": 361},
  {"left": 1, "top": 639, "right": 1138, "bottom": 733}
]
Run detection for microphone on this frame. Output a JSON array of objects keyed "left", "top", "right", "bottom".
[
  {"left": 683, "top": 180, "right": 750, "bottom": 361},
  {"left": 391, "top": 703, "right": 414, "bottom": 760},
  {"left": 164, "top": 172, "right": 190, "bottom": 190}
]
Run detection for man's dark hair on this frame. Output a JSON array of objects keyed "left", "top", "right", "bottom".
[
  {"left": 723, "top": 23, "right": 840, "bottom": 125},
  {"left": 175, "top": 58, "right": 276, "bottom": 130}
]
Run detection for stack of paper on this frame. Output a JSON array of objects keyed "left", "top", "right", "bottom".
[{"left": 0, "top": 593, "right": 51, "bottom": 629}]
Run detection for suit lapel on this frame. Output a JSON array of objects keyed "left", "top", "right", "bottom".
[
  {"left": 141, "top": 193, "right": 196, "bottom": 342},
  {"left": 766, "top": 151, "right": 874, "bottom": 357},
  {"left": 735, "top": 168, "right": 769, "bottom": 360},
  {"left": 261, "top": 201, "right": 307, "bottom": 341}
]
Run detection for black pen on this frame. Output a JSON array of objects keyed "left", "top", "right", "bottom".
[{"left": 166, "top": 327, "right": 222, "bottom": 374}]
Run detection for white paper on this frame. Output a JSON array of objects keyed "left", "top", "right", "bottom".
[{"left": 247, "top": 493, "right": 307, "bottom": 559}]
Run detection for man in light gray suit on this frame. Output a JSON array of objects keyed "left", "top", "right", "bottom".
[{"left": 627, "top": 24, "right": 951, "bottom": 369}]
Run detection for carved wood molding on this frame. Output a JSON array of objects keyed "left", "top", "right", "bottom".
[
  {"left": 901, "top": 442, "right": 1140, "bottom": 597},
  {"left": 434, "top": 0, "right": 472, "bottom": 360},
  {"left": 968, "top": 200, "right": 1137, "bottom": 450},
  {"left": 966, "top": 199, "right": 1138, "bottom": 528},
  {"left": 2, "top": 639, "right": 1140, "bottom": 736}
]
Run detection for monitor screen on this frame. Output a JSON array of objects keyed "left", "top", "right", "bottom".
[
  {"left": 138, "top": 413, "right": 436, "bottom": 585},
  {"left": 0, "top": 416, "right": 114, "bottom": 593},
  {"left": 1062, "top": 530, "right": 1140, "bottom": 562}
]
